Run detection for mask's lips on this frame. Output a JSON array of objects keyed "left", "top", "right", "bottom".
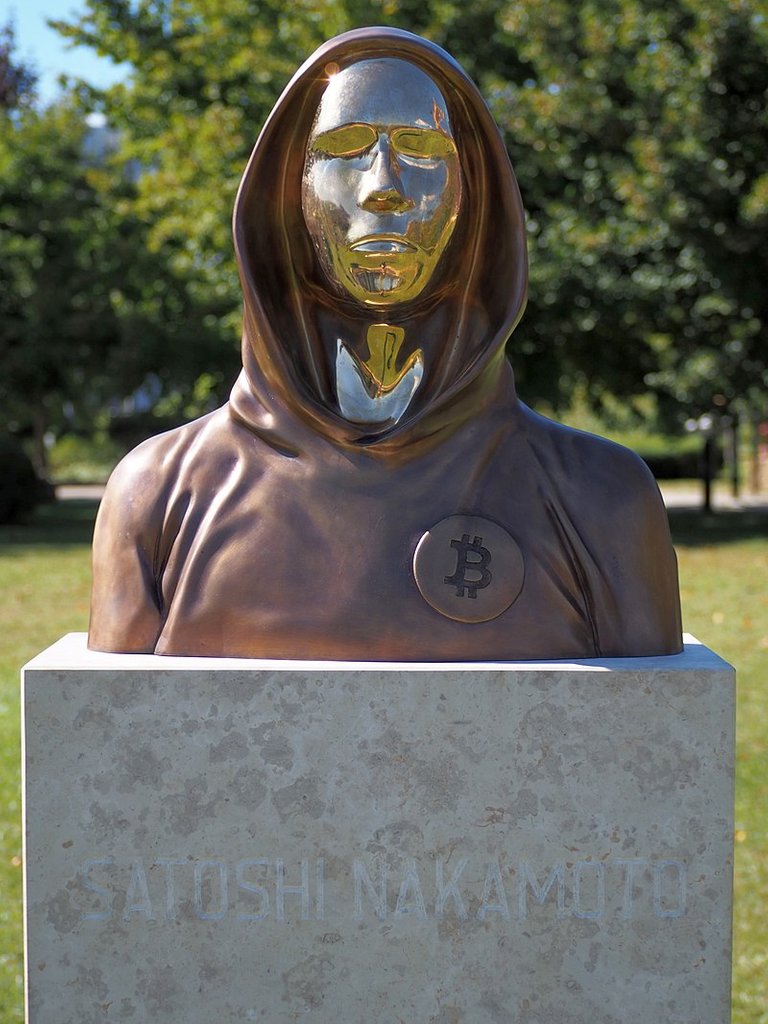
[{"left": 349, "top": 236, "right": 418, "bottom": 254}]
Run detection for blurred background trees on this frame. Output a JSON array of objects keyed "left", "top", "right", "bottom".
[{"left": 2, "top": 0, "right": 766, "bottom": 481}]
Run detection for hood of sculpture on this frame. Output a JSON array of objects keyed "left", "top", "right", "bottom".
[
  {"left": 229, "top": 26, "right": 528, "bottom": 452},
  {"left": 87, "top": 28, "right": 681, "bottom": 661}
]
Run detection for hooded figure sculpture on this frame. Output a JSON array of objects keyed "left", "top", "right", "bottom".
[{"left": 89, "top": 28, "right": 682, "bottom": 660}]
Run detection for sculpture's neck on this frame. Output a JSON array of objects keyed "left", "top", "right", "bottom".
[{"left": 335, "top": 322, "right": 423, "bottom": 427}]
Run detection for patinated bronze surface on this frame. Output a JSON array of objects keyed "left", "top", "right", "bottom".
[{"left": 88, "top": 27, "right": 682, "bottom": 660}]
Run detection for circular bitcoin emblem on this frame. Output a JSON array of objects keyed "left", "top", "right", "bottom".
[{"left": 413, "top": 515, "right": 525, "bottom": 624}]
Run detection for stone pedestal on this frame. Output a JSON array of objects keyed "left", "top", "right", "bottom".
[{"left": 22, "top": 633, "right": 734, "bottom": 1024}]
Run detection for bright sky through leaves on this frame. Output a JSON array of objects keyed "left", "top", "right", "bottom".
[{"left": 6, "top": 0, "right": 128, "bottom": 104}]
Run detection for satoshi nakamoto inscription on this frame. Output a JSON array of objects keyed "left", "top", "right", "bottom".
[{"left": 74, "top": 851, "right": 688, "bottom": 927}]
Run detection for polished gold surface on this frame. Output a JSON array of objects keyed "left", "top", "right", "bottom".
[
  {"left": 361, "top": 324, "right": 417, "bottom": 393},
  {"left": 302, "top": 58, "right": 462, "bottom": 307},
  {"left": 335, "top": 323, "right": 423, "bottom": 426}
]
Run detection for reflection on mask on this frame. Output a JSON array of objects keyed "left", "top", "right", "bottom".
[{"left": 302, "top": 58, "right": 463, "bottom": 309}]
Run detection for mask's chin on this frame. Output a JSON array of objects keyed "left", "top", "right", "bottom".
[
  {"left": 350, "top": 265, "right": 407, "bottom": 298},
  {"left": 335, "top": 246, "right": 427, "bottom": 308}
]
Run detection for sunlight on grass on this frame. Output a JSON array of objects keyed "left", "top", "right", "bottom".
[
  {"left": 0, "top": 501, "right": 93, "bottom": 1024},
  {"left": 670, "top": 508, "right": 768, "bottom": 1024}
]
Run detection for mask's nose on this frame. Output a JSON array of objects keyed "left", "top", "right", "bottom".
[{"left": 358, "top": 134, "right": 415, "bottom": 215}]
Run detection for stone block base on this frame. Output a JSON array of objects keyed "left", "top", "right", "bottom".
[{"left": 22, "top": 634, "right": 734, "bottom": 1023}]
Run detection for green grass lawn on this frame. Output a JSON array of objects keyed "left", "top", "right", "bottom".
[
  {"left": 0, "top": 498, "right": 766, "bottom": 1021},
  {"left": 0, "top": 501, "right": 95, "bottom": 1023},
  {"left": 669, "top": 507, "right": 768, "bottom": 1024}
]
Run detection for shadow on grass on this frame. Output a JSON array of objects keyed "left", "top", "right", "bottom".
[
  {"left": 669, "top": 506, "right": 768, "bottom": 547},
  {"left": 0, "top": 499, "right": 99, "bottom": 550}
]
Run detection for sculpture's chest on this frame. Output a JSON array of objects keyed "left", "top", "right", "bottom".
[{"left": 153, "top": 450, "right": 597, "bottom": 660}]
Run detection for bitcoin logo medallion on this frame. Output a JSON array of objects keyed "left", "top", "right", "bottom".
[{"left": 413, "top": 515, "right": 525, "bottom": 624}]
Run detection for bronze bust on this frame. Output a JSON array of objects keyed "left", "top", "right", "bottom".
[{"left": 88, "top": 27, "right": 682, "bottom": 660}]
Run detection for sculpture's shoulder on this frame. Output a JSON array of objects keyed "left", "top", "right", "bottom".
[
  {"left": 101, "top": 407, "right": 232, "bottom": 518},
  {"left": 520, "top": 404, "right": 663, "bottom": 516},
  {"left": 518, "top": 404, "right": 681, "bottom": 656},
  {"left": 89, "top": 407, "right": 243, "bottom": 653}
]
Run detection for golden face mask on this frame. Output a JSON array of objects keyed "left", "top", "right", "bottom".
[{"left": 302, "top": 58, "right": 463, "bottom": 308}]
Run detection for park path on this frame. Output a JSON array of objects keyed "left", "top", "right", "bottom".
[{"left": 55, "top": 482, "right": 768, "bottom": 512}]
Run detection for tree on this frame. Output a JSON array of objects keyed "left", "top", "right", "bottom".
[
  {"left": 0, "top": 99, "right": 234, "bottom": 471},
  {"left": 482, "top": 0, "right": 768, "bottom": 426},
  {"left": 53, "top": 0, "right": 768, "bottom": 430},
  {"left": 0, "top": 102, "right": 120, "bottom": 468},
  {"left": 0, "top": 19, "right": 37, "bottom": 110}
]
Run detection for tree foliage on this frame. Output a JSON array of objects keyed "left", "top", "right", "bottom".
[
  {"left": 0, "top": 20, "right": 37, "bottom": 110},
  {"left": 0, "top": 102, "right": 123, "bottom": 466},
  {"left": 486, "top": 0, "right": 768, "bottom": 422},
  {"left": 0, "top": 104, "right": 232, "bottom": 469},
  {"left": 0, "top": 17, "right": 236, "bottom": 468},
  {"left": 8, "top": 0, "right": 767, "bottom": 445}
]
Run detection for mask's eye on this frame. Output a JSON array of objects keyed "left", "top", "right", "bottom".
[
  {"left": 311, "top": 123, "right": 378, "bottom": 157},
  {"left": 391, "top": 128, "right": 457, "bottom": 159}
]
